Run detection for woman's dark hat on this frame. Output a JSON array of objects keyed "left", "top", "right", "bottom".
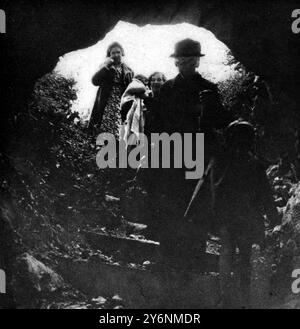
[{"left": 170, "top": 38, "right": 205, "bottom": 58}]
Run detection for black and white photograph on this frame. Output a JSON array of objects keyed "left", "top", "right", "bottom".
[{"left": 1, "top": 0, "right": 300, "bottom": 314}]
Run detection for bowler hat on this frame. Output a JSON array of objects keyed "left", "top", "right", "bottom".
[{"left": 170, "top": 38, "right": 205, "bottom": 58}]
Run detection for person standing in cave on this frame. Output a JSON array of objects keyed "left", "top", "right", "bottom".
[
  {"left": 213, "top": 120, "right": 280, "bottom": 308},
  {"left": 89, "top": 42, "right": 134, "bottom": 137},
  {"left": 153, "top": 38, "right": 232, "bottom": 266}
]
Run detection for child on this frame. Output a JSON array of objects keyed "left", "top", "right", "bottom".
[{"left": 213, "top": 120, "right": 280, "bottom": 308}]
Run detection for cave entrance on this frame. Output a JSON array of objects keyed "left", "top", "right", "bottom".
[{"left": 53, "top": 20, "right": 250, "bottom": 122}]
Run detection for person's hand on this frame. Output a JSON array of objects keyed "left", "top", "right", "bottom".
[
  {"left": 199, "top": 89, "right": 216, "bottom": 108},
  {"left": 103, "top": 57, "right": 114, "bottom": 68},
  {"left": 142, "top": 89, "right": 153, "bottom": 99}
]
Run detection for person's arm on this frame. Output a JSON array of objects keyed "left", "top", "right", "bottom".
[
  {"left": 199, "top": 85, "right": 233, "bottom": 129},
  {"left": 91, "top": 58, "right": 114, "bottom": 86},
  {"left": 122, "top": 68, "right": 134, "bottom": 92}
]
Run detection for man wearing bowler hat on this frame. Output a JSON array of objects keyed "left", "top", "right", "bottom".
[
  {"left": 160, "top": 38, "right": 230, "bottom": 138},
  {"left": 152, "top": 38, "right": 231, "bottom": 268}
]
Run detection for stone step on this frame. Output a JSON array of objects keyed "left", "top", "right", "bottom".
[{"left": 83, "top": 229, "right": 219, "bottom": 272}]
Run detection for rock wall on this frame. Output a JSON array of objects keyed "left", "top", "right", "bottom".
[{"left": 271, "top": 184, "right": 300, "bottom": 308}]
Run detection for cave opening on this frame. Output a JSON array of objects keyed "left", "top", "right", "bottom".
[
  {"left": 53, "top": 20, "right": 248, "bottom": 121},
  {"left": 35, "top": 19, "right": 290, "bottom": 166}
]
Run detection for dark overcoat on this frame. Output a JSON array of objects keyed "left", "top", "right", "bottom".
[
  {"left": 155, "top": 73, "right": 232, "bottom": 211},
  {"left": 89, "top": 63, "right": 134, "bottom": 128},
  {"left": 158, "top": 73, "right": 230, "bottom": 135}
]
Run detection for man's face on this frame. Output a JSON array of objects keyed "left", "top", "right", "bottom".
[
  {"left": 175, "top": 56, "right": 200, "bottom": 76},
  {"left": 110, "top": 46, "right": 122, "bottom": 64}
]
